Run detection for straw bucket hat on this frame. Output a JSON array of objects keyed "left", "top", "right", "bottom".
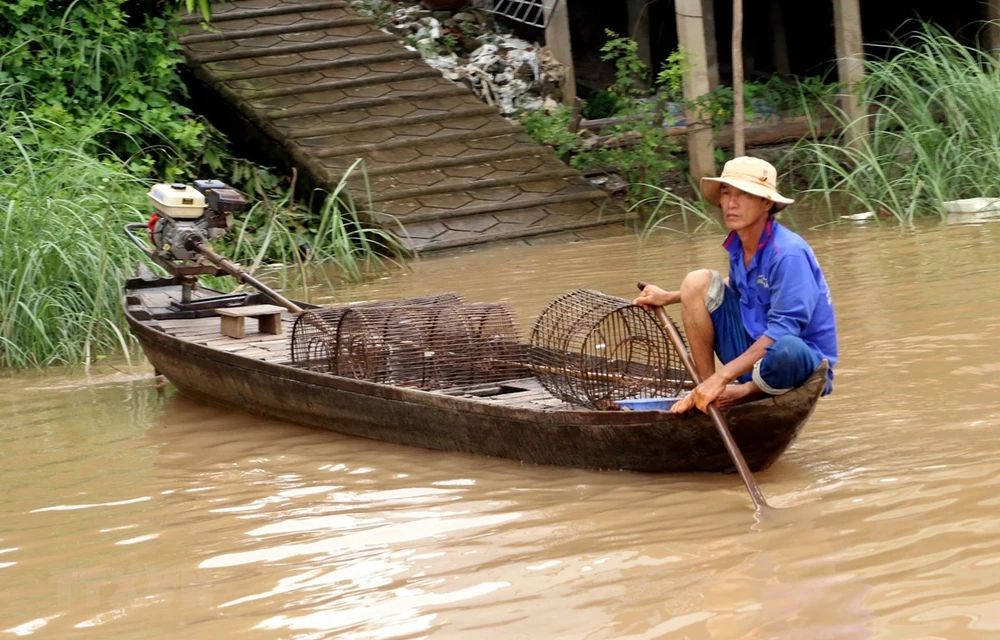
[{"left": 700, "top": 156, "right": 795, "bottom": 212}]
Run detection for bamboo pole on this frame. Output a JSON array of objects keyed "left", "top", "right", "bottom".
[
  {"left": 732, "top": 0, "right": 745, "bottom": 156},
  {"left": 833, "top": 0, "right": 867, "bottom": 145},
  {"left": 675, "top": 0, "right": 716, "bottom": 180}
]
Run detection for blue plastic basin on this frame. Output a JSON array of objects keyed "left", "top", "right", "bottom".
[{"left": 615, "top": 397, "right": 682, "bottom": 411}]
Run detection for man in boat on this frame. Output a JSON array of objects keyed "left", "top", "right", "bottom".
[{"left": 634, "top": 156, "right": 838, "bottom": 414}]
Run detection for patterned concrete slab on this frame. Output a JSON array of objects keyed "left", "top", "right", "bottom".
[{"left": 180, "top": 0, "right": 625, "bottom": 253}]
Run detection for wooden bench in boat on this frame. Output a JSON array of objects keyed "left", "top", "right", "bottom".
[{"left": 215, "top": 304, "right": 285, "bottom": 339}]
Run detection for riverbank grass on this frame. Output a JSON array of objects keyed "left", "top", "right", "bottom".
[
  {"left": 0, "top": 118, "right": 147, "bottom": 369},
  {"left": 793, "top": 23, "right": 1000, "bottom": 222}
]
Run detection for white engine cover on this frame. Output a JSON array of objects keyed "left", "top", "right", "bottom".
[{"left": 148, "top": 183, "right": 206, "bottom": 219}]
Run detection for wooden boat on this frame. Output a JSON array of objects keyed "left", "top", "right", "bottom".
[{"left": 124, "top": 274, "right": 827, "bottom": 473}]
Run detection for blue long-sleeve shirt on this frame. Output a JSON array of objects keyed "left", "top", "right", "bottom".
[{"left": 724, "top": 220, "right": 839, "bottom": 384}]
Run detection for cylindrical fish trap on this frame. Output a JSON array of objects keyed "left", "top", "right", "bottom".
[
  {"left": 529, "top": 289, "right": 689, "bottom": 409},
  {"left": 290, "top": 293, "right": 464, "bottom": 369},
  {"left": 293, "top": 302, "right": 526, "bottom": 390}
]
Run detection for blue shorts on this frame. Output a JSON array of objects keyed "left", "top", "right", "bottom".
[{"left": 707, "top": 272, "right": 830, "bottom": 395}]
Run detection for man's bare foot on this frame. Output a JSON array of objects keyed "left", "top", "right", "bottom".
[{"left": 716, "top": 382, "right": 764, "bottom": 408}]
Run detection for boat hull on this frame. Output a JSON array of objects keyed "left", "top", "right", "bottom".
[{"left": 124, "top": 289, "right": 826, "bottom": 473}]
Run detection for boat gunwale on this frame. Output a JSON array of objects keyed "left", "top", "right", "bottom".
[{"left": 123, "top": 285, "right": 827, "bottom": 428}]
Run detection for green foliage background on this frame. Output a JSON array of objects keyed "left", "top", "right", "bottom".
[{"left": 0, "top": 0, "right": 207, "bottom": 178}]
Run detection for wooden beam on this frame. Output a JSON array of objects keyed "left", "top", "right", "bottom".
[
  {"left": 545, "top": 0, "right": 576, "bottom": 105},
  {"left": 627, "top": 0, "right": 652, "bottom": 73},
  {"left": 583, "top": 114, "right": 845, "bottom": 150},
  {"left": 986, "top": 0, "right": 1000, "bottom": 53},
  {"left": 833, "top": 0, "right": 868, "bottom": 144},
  {"left": 771, "top": 0, "right": 790, "bottom": 76},
  {"left": 675, "top": 0, "right": 716, "bottom": 181}
]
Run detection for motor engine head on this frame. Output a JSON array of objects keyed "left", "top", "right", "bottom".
[{"left": 147, "top": 181, "right": 246, "bottom": 262}]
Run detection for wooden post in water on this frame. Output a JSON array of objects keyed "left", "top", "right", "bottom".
[
  {"left": 545, "top": 0, "right": 576, "bottom": 105},
  {"left": 627, "top": 0, "right": 653, "bottom": 77},
  {"left": 987, "top": 0, "right": 1000, "bottom": 54},
  {"left": 732, "top": 0, "right": 745, "bottom": 157},
  {"left": 833, "top": 0, "right": 868, "bottom": 145},
  {"left": 675, "top": 0, "right": 716, "bottom": 181},
  {"left": 703, "top": 0, "right": 721, "bottom": 89},
  {"left": 771, "top": 0, "right": 790, "bottom": 76}
]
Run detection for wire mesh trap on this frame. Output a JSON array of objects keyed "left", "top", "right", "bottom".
[
  {"left": 290, "top": 292, "right": 463, "bottom": 367},
  {"left": 290, "top": 301, "right": 526, "bottom": 390},
  {"left": 529, "top": 289, "right": 690, "bottom": 409}
]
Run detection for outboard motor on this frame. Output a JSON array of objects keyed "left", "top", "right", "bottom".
[
  {"left": 146, "top": 180, "right": 246, "bottom": 263},
  {"left": 126, "top": 179, "right": 300, "bottom": 314}
]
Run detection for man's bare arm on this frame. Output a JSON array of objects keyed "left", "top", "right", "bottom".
[
  {"left": 716, "top": 335, "right": 775, "bottom": 385},
  {"left": 632, "top": 283, "right": 681, "bottom": 308}
]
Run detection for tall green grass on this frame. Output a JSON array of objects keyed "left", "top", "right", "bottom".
[
  {"left": 0, "top": 114, "right": 148, "bottom": 369},
  {"left": 791, "top": 22, "right": 1000, "bottom": 222},
  {"left": 630, "top": 183, "right": 722, "bottom": 236},
  {"left": 224, "top": 160, "right": 409, "bottom": 287},
  {"left": 0, "top": 112, "right": 408, "bottom": 370}
]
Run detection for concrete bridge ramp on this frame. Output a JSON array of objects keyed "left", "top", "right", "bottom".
[{"left": 179, "top": 0, "right": 625, "bottom": 253}]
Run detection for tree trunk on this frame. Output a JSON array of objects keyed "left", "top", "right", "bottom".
[{"left": 732, "top": 0, "right": 745, "bottom": 156}]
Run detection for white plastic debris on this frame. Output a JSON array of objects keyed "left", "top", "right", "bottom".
[
  {"left": 352, "top": 0, "right": 562, "bottom": 115},
  {"left": 841, "top": 212, "right": 875, "bottom": 221}
]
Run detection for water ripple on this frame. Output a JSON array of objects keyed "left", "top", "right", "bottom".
[{"left": 2, "top": 224, "right": 1000, "bottom": 637}]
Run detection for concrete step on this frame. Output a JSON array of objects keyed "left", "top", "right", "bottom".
[
  {"left": 393, "top": 201, "right": 626, "bottom": 253},
  {"left": 180, "top": 1, "right": 348, "bottom": 25},
  {"left": 180, "top": 13, "right": 369, "bottom": 44},
  {"left": 363, "top": 146, "right": 553, "bottom": 177},
  {"left": 305, "top": 122, "right": 524, "bottom": 161},
  {"left": 359, "top": 154, "right": 577, "bottom": 203},
  {"left": 374, "top": 183, "right": 610, "bottom": 225},
  {"left": 235, "top": 66, "right": 443, "bottom": 99},
  {"left": 189, "top": 31, "right": 396, "bottom": 64},
  {"left": 212, "top": 49, "right": 421, "bottom": 82},
  {"left": 284, "top": 104, "right": 498, "bottom": 140},
  {"left": 368, "top": 168, "right": 580, "bottom": 204},
  {"left": 261, "top": 83, "right": 468, "bottom": 120},
  {"left": 273, "top": 91, "right": 487, "bottom": 136},
  {"left": 315, "top": 131, "right": 543, "bottom": 179}
]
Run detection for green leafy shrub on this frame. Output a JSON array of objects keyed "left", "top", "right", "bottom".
[
  {"left": 520, "top": 106, "right": 582, "bottom": 160},
  {"left": 0, "top": 0, "right": 204, "bottom": 178},
  {"left": 0, "top": 0, "right": 410, "bottom": 369},
  {"left": 580, "top": 90, "right": 621, "bottom": 120}
]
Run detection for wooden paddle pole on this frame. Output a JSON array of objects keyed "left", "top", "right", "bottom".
[
  {"left": 194, "top": 242, "right": 304, "bottom": 315},
  {"left": 637, "top": 282, "right": 770, "bottom": 513}
]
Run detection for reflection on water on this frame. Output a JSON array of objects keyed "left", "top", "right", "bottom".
[{"left": 1, "top": 220, "right": 999, "bottom": 638}]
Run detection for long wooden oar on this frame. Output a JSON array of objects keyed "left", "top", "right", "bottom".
[{"left": 637, "top": 282, "right": 771, "bottom": 514}]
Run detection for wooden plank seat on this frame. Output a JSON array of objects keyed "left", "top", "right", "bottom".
[{"left": 215, "top": 304, "right": 286, "bottom": 339}]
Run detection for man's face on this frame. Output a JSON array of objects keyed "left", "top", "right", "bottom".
[{"left": 719, "top": 184, "right": 773, "bottom": 232}]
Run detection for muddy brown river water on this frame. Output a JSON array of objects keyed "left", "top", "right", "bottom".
[{"left": 2, "top": 219, "right": 999, "bottom": 638}]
